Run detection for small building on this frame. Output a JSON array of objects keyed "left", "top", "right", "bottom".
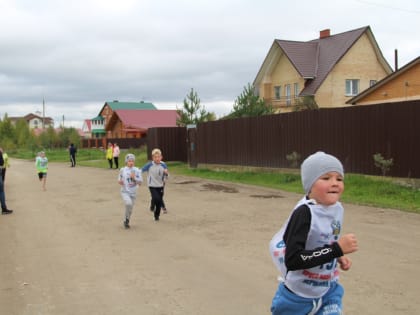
[
  {"left": 9, "top": 113, "right": 54, "bottom": 129},
  {"left": 105, "top": 110, "right": 178, "bottom": 138},
  {"left": 93, "top": 101, "right": 157, "bottom": 138},
  {"left": 346, "top": 56, "right": 420, "bottom": 105},
  {"left": 81, "top": 119, "right": 92, "bottom": 139}
]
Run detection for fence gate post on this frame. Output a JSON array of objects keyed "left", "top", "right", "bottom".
[{"left": 187, "top": 125, "right": 197, "bottom": 168}]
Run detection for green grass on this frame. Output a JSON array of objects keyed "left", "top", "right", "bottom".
[
  {"left": 9, "top": 149, "right": 420, "bottom": 213},
  {"left": 167, "top": 162, "right": 420, "bottom": 214},
  {"left": 10, "top": 148, "right": 150, "bottom": 169}
]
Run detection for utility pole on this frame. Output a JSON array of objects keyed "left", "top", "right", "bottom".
[{"left": 42, "top": 97, "right": 45, "bottom": 129}]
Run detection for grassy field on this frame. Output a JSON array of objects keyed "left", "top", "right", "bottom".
[{"left": 9, "top": 148, "right": 420, "bottom": 213}]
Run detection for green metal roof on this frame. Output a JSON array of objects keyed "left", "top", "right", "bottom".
[
  {"left": 105, "top": 101, "right": 156, "bottom": 110},
  {"left": 91, "top": 129, "right": 106, "bottom": 133},
  {"left": 91, "top": 115, "right": 104, "bottom": 121}
]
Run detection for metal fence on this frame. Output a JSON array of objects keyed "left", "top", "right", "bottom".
[
  {"left": 83, "top": 100, "right": 420, "bottom": 178},
  {"left": 147, "top": 127, "right": 188, "bottom": 162},
  {"left": 194, "top": 100, "right": 420, "bottom": 178}
]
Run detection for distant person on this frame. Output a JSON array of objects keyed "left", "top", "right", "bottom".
[
  {"left": 36, "top": 151, "right": 48, "bottom": 191},
  {"left": 69, "top": 143, "right": 77, "bottom": 167},
  {"left": 269, "top": 152, "right": 358, "bottom": 315},
  {"left": 142, "top": 148, "right": 168, "bottom": 221},
  {"left": 113, "top": 143, "right": 120, "bottom": 169},
  {"left": 106, "top": 142, "right": 114, "bottom": 169},
  {"left": 118, "top": 153, "right": 142, "bottom": 229},
  {"left": 0, "top": 148, "right": 13, "bottom": 214},
  {"left": 0, "top": 147, "right": 10, "bottom": 182}
]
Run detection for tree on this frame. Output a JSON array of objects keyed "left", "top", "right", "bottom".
[
  {"left": 176, "top": 88, "right": 215, "bottom": 126},
  {"left": 15, "top": 118, "right": 35, "bottom": 147},
  {"left": 229, "top": 83, "right": 274, "bottom": 118},
  {"left": 0, "top": 114, "right": 15, "bottom": 143},
  {"left": 293, "top": 95, "right": 319, "bottom": 111}
]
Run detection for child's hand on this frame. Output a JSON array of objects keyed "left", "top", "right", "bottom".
[
  {"left": 118, "top": 180, "right": 123, "bottom": 185},
  {"left": 337, "top": 233, "right": 358, "bottom": 254},
  {"left": 338, "top": 256, "right": 352, "bottom": 271}
]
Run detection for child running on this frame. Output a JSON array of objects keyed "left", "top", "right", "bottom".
[
  {"left": 118, "top": 153, "right": 142, "bottom": 229},
  {"left": 269, "top": 151, "right": 358, "bottom": 315},
  {"left": 142, "top": 148, "right": 168, "bottom": 221},
  {"left": 35, "top": 151, "right": 48, "bottom": 191}
]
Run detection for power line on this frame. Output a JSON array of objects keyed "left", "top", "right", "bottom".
[{"left": 354, "top": 0, "right": 420, "bottom": 14}]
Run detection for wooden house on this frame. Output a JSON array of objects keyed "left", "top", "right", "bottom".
[{"left": 347, "top": 56, "right": 420, "bottom": 105}]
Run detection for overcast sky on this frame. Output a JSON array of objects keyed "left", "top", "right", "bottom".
[{"left": 1, "top": 0, "right": 419, "bottom": 128}]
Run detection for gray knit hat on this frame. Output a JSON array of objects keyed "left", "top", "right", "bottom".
[
  {"left": 301, "top": 151, "right": 344, "bottom": 195},
  {"left": 125, "top": 153, "right": 136, "bottom": 163}
]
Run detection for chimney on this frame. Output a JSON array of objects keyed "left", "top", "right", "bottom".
[
  {"left": 394, "top": 49, "right": 398, "bottom": 71},
  {"left": 320, "top": 29, "right": 331, "bottom": 39}
]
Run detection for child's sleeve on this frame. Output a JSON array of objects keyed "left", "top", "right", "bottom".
[
  {"left": 135, "top": 168, "right": 143, "bottom": 183},
  {"left": 284, "top": 205, "right": 343, "bottom": 271}
]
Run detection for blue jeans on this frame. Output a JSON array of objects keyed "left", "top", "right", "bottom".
[
  {"left": 271, "top": 282, "right": 344, "bottom": 315},
  {"left": 0, "top": 175, "right": 7, "bottom": 210}
]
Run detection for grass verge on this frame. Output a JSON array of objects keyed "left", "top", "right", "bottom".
[{"left": 8, "top": 149, "right": 420, "bottom": 213}]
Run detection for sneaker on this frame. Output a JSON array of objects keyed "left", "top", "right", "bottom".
[
  {"left": 124, "top": 219, "right": 130, "bottom": 228},
  {"left": 154, "top": 217, "right": 159, "bottom": 221},
  {"left": 1, "top": 209, "right": 13, "bottom": 215}
]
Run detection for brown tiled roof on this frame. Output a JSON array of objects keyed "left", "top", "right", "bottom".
[
  {"left": 254, "top": 26, "right": 392, "bottom": 96},
  {"left": 277, "top": 26, "right": 369, "bottom": 95},
  {"left": 275, "top": 40, "right": 318, "bottom": 78},
  {"left": 9, "top": 113, "right": 54, "bottom": 124}
]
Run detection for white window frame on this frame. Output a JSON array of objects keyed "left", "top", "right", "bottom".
[
  {"left": 285, "top": 84, "right": 291, "bottom": 105},
  {"left": 345, "top": 79, "right": 359, "bottom": 96},
  {"left": 274, "top": 86, "right": 281, "bottom": 100}
]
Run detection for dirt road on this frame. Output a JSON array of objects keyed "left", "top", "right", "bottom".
[{"left": 1, "top": 159, "right": 419, "bottom": 314}]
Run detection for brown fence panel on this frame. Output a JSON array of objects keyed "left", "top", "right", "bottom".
[
  {"left": 147, "top": 127, "right": 187, "bottom": 162},
  {"left": 195, "top": 100, "right": 420, "bottom": 178},
  {"left": 81, "top": 101, "right": 420, "bottom": 178}
]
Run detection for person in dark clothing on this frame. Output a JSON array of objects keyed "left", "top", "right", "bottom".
[
  {"left": 0, "top": 150, "right": 13, "bottom": 214},
  {"left": 69, "top": 143, "right": 77, "bottom": 167}
]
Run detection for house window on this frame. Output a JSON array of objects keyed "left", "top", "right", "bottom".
[
  {"left": 294, "top": 83, "right": 299, "bottom": 98},
  {"left": 369, "top": 80, "right": 377, "bottom": 87},
  {"left": 345, "top": 79, "right": 359, "bottom": 96},
  {"left": 274, "top": 86, "right": 281, "bottom": 100},
  {"left": 285, "top": 84, "right": 291, "bottom": 105}
]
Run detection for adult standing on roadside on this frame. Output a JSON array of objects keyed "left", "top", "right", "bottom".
[
  {"left": 106, "top": 142, "right": 114, "bottom": 169},
  {"left": 69, "top": 143, "right": 77, "bottom": 167},
  {"left": 113, "top": 143, "right": 120, "bottom": 169},
  {"left": 0, "top": 147, "right": 9, "bottom": 182},
  {"left": 0, "top": 149, "right": 13, "bottom": 214}
]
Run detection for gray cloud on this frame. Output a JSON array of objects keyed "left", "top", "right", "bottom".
[{"left": 1, "top": 0, "right": 419, "bottom": 127}]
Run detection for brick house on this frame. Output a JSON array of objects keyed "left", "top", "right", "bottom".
[{"left": 253, "top": 26, "right": 393, "bottom": 111}]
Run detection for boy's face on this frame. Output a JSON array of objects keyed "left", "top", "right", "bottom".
[
  {"left": 152, "top": 153, "right": 162, "bottom": 163},
  {"left": 309, "top": 172, "right": 344, "bottom": 206},
  {"left": 126, "top": 159, "right": 135, "bottom": 167}
]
